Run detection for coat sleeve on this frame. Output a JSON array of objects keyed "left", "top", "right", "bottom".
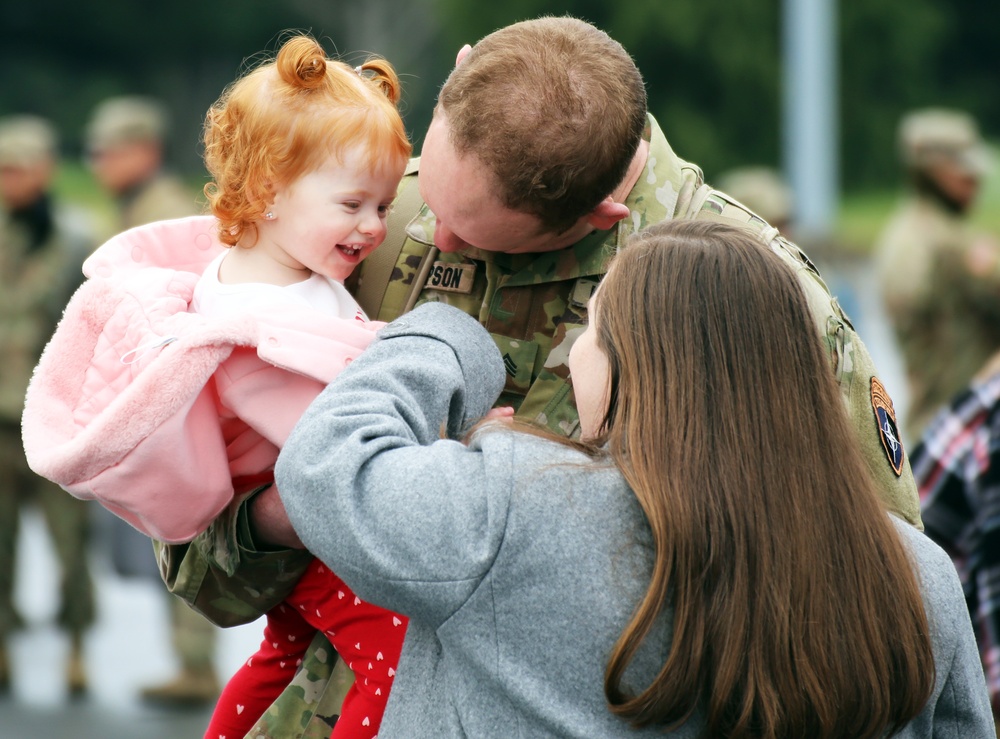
[
  {"left": 900, "top": 521, "right": 995, "bottom": 735},
  {"left": 275, "top": 302, "right": 507, "bottom": 626},
  {"left": 931, "top": 630, "right": 996, "bottom": 737}
]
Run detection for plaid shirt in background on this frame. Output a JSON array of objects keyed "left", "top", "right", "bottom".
[{"left": 910, "top": 370, "right": 1000, "bottom": 709}]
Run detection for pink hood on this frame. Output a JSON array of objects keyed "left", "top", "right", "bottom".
[{"left": 22, "top": 216, "right": 379, "bottom": 543}]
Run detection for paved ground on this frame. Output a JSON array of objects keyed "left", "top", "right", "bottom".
[{"left": 0, "top": 509, "right": 264, "bottom": 739}]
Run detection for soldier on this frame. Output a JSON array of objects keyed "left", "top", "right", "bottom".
[
  {"left": 85, "top": 96, "right": 196, "bottom": 229},
  {"left": 0, "top": 115, "right": 95, "bottom": 696},
  {"left": 84, "top": 95, "right": 222, "bottom": 706},
  {"left": 873, "top": 107, "right": 1000, "bottom": 443},
  {"left": 152, "top": 18, "right": 923, "bottom": 736}
]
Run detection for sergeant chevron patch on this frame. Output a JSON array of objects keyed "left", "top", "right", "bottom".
[{"left": 870, "top": 376, "right": 903, "bottom": 476}]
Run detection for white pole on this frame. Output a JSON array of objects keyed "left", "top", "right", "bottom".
[{"left": 782, "top": 0, "right": 838, "bottom": 239}]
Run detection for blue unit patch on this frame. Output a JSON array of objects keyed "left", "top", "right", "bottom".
[{"left": 870, "top": 377, "right": 903, "bottom": 476}]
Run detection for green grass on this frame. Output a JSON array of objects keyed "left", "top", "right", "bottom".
[
  {"left": 53, "top": 164, "right": 117, "bottom": 236},
  {"left": 836, "top": 190, "right": 900, "bottom": 256},
  {"left": 52, "top": 163, "right": 204, "bottom": 239},
  {"left": 836, "top": 142, "right": 1000, "bottom": 256}
]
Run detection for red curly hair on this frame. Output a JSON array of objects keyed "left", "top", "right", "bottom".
[{"left": 203, "top": 34, "right": 411, "bottom": 247}]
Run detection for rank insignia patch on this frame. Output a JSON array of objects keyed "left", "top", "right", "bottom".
[{"left": 870, "top": 376, "right": 903, "bottom": 476}]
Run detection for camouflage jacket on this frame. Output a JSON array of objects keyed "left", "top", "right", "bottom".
[
  {"left": 874, "top": 193, "right": 1000, "bottom": 441},
  {"left": 156, "top": 114, "right": 922, "bottom": 738},
  {"left": 0, "top": 203, "right": 92, "bottom": 420}
]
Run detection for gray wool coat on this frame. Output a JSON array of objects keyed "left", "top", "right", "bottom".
[{"left": 275, "top": 302, "right": 993, "bottom": 738}]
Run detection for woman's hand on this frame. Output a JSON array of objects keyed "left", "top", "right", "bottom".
[{"left": 484, "top": 406, "right": 515, "bottom": 422}]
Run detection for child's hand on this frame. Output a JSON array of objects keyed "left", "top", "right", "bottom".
[{"left": 484, "top": 406, "right": 515, "bottom": 423}]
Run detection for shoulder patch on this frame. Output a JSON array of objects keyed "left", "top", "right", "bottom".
[{"left": 870, "top": 376, "right": 903, "bottom": 476}]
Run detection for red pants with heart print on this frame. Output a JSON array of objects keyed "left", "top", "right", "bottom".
[{"left": 204, "top": 557, "right": 408, "bottom": 739}]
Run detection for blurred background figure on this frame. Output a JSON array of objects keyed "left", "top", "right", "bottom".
[
  {"left": 0, "top": 114, "right": 96, "bottom": 697},
  {"left": 85, "top": 95, "right": 197, "bottom": 230},
  {"left": 873, "top": 108, "right": 1000, "bottom": 443},
  {"left": 715, "top": 166, "right": 794, "bottom": 234},
  {"left": 715, "top": 164, "right": 863, "bottom": 328},
  {"left": 83, "top": 95, "right": 221, "bottom": 707}
]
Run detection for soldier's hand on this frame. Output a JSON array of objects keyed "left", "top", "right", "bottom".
[{"left": 248, "top": 484, "right": 305, "bottom": 550}]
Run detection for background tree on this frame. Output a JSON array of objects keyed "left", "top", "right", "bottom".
[{"left": 0, "top": 0, "right": 994, "bottom": 194}]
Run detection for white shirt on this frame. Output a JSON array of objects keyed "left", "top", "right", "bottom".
[{"left": 193, "top": 251, "right": 366, "bottom": 321}]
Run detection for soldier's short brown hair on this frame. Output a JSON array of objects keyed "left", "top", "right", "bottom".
[{"left": 437, "top": 16, "right": 647, "bottom": 235}]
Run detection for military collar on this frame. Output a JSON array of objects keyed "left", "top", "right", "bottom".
[{"left": 617, "top": 114, "right": 703, "bottom": 244}]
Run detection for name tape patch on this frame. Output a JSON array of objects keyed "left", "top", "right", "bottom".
[{"left": 425, "top": 261, "right": 476, "bottom": 294}]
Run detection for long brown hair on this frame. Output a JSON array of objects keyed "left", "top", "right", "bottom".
[{"left": 591, "top": 221, "right": 934, "bottom": 737}]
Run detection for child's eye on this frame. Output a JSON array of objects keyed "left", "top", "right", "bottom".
[
  {"left": 343, "top": 202, "right": 361, "bottom": 210},
  {"left": 378, "top": 204, "right": 393, "bottom": 217}
]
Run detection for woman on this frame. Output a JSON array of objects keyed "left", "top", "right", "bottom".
[{"left": 271, "top": 220, "right": 992, "bottom": 737}]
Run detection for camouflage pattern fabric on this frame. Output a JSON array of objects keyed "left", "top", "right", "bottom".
[
  {"left": 159, "top": 114, "right": 922, "bottom": 737},
  {"left": 0, "top": 207, "right": 91, "bottom": 419},
  {"left": 874, "top": 194, "right": 1000, "bottom": 442},
  {"left": 0, "top": 205, "right": 95, "bottom": 636},
  {"left": 154, "top": 488, "right": 313, "bottom": 628}
]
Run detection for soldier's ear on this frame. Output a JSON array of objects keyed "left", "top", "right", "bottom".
[{"left": 585, "top": 198, "right": 630, "bottom": 232}]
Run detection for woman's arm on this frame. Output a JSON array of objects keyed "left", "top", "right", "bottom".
[{"left": 275, "top": 302, "right": 507, "bottom": 625}]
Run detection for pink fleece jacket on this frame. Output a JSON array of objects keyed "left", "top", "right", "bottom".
[{"left": 21, "top": 215, "right": 379, "bottom": 543}]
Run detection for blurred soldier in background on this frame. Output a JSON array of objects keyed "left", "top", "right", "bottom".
[
  {"left": 714, "top": 166, "right": 794, "bottom": 235},
  {"left": 874, "top": 108, "right": 1000, "bottom": 443},
  {"left": 0, "top": 115, "right": 95, "bottom": 696},
  {"left": 716, "top": 165, "right": 862, "bottom": 326},
  {"left": 85, "top": 95, "right": 196, "bottom": 229},
  {"left": 84, "top": 95, "right": 221, "bottom": 706}
]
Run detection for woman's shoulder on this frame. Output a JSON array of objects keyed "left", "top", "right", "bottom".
[
  {"left": 889, "top": 515, "right": 966, "bottom": 621},
  {"left": 474, "top": 425, "right": 596, "bottom": 464},
  {"left": 890, "top": 515, "right": 952, "bottom": 568}
]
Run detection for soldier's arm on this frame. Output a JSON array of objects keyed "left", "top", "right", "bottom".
[
  {"left": 154, "top": 486, "right": 311, "bottom": 627},
  {"left": 954, "top": 231, "right": 1000, "bottom": 320}
]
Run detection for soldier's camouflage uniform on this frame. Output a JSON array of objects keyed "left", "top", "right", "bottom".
[
  {"left": 0, "top": 203, "right": 94, "bottom": 640},
  {"left": 156, "top": 114, "right": 922, "bottom": 737},
  {"left": 875, "top": 194, "right": 1000, "bottom": 442}
]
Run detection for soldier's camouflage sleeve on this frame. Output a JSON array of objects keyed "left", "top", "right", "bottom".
[
  {"left": 155, "top": 487, "right": 312, "bottom": 627},
  {"left": 696, "top": 192, "right": 922, "bottom": 528}
]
